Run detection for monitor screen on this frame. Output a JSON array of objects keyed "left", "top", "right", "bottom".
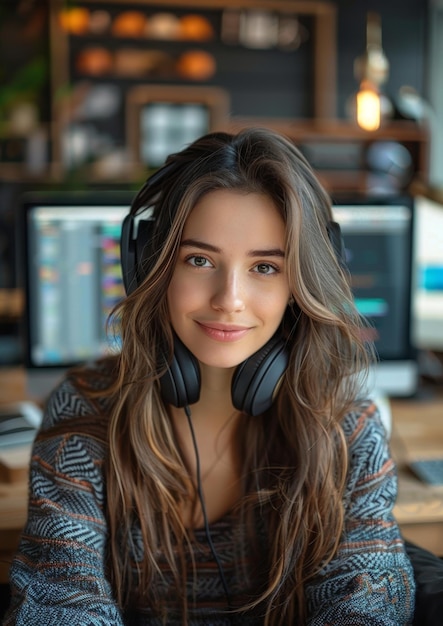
[
  {"left": 332, "top": 195, "right": 418, "bottom": 397},
  {"left": 22, "top": 192, "right": 132, "bottom": 399},
  {"left": 412, "top": 195, "right": 443, "bottom": 351}
]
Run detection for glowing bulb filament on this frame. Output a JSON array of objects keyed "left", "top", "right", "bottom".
[{"left": 356, "top": 86, "right": 381, "bottom": 131}]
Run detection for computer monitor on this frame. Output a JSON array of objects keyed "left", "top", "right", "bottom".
[
  {"left": 22, "top": 192, "right": 133, "bottom": 400},
  {"left": 412, "top": 194, "right": 443, "bottom": 351},
  {"left": 332, "top": 195, "right": 418, "bottom": 398}
]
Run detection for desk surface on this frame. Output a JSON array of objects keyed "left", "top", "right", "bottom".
[
  {"left": 0, "top": 367, "right": 29, "bottom": 405},
  {"left": 390, "top": 393, "right": 443, "bottom": 537},
  {"left": 1, "top": 366, "right": 443, "bottom": 560}
]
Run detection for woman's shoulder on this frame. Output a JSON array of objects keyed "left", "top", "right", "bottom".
[
  {"left": 341, "top": 398, "right": 392, "bottom": 473},
  {"left": 341, "top": 398, "right": 395, "bottom": 493},
  {"left": 341, "top": 398, "right": 386, "bottom": 444},
  {"left": 38, "top": 357, "right": 116, "bottom": 440}
]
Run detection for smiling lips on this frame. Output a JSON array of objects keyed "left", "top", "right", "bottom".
[{"left": 196, "top": 321, "right": 251, "bottom": 342}]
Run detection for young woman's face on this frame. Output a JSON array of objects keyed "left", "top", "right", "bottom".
[{"left": 167, "top": 189, "right": 291, "bottom": 370}]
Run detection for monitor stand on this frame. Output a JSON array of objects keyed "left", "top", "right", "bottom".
[{"left": 367, "top": 360, "right": 419, "bottom": 398}]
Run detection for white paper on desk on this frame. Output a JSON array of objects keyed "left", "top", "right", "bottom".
[
  {"left": 372, "top": 393, "right": 392, "bottom": 438},
  {"left": 0, "top": 401, "right": 42, "bottom": 449}
]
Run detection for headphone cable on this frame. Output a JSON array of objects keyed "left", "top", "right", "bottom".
[{"left": 184, "top": 405, "right": 234, "bottom": 618}]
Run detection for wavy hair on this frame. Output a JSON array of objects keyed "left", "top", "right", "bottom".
[{"left": 77, "top": 128, "right": 372, "bottom": 624}]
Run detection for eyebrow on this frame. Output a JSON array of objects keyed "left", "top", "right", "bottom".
[{"left": 181, "top": 238, "right": 286, "bottom": 258}]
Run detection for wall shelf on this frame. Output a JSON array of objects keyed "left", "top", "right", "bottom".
[
  {"left": 228, "top": 117, "right": 429, "bottom": 194},
  {"left": 0, "top": 1, "right": 430, "bottom": 193}
]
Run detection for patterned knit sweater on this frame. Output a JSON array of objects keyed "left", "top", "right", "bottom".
[{"left": 3, "top": 374, "right": 415, "bottom": 625}]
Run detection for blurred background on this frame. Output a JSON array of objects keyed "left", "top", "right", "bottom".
[{"left": 0, "top": 0, "right": 442, "bottom": 369}]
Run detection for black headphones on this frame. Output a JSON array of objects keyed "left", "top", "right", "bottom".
[{"left": 120, "top": 170, "right": 346, "bottom": 416}]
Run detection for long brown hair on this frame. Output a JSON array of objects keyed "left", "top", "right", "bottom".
[{"left": 76, "top": 128, "right": 372, "bottom": 624}]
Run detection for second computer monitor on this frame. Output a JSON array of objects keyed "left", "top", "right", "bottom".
[{"left": 332, "top": 195, "right": 417, "bottom": 397}]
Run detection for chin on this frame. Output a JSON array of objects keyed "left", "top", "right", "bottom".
[
  {"left": 192, "top": 344, "right": 259, "bottom": 370},
  {"left": 196, "top": 353, "right": 245, "bottom": 370}
]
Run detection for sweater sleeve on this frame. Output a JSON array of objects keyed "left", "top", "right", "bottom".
[
  {"left": 305, "top": 401, "right": 415, "bottom": 626},
  {"left": 3, "top": 379, "right": 124, "bottom": 626}
]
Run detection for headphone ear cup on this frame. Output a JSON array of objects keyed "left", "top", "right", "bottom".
[
  {"left": 120, "top": 216, "right": 154, "bottom": 295},
  {"left": 135, "top": 218, "right": 155, "bottom": 285},
  {"left": 160, "top": 334, "right": 201, "bottom": 407},
  {"left": 120, "top": 161, "right": 181, "bottom": 294},
  {"left": 327, "top": 221, "right": 347, "bottom": 270},
  {"left": 231, "top": 334, "right": 289, "bottom": 416},
  {"left": 120, "top": 214, "right": 137, "bottom": 295}
]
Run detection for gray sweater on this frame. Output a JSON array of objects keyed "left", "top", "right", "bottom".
[{"left": 3, "top": 375, "right": 415, "bottom": 625}]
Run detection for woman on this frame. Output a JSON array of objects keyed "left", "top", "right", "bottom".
[{"left": 4, "top": 128, "right": 415, "bottom": 625}]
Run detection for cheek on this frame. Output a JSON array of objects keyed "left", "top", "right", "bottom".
[
  {"left": 167, "top": 272, "right": 200, "bottom": 319},
  {"left": 258, "top": 285, "right": 291, "bottom": 318}
]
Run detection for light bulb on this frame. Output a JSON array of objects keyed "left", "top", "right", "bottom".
[{"left": 356, "top": 82, "right": 381, "bottom": 131}]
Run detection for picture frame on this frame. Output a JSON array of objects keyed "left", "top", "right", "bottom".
[{"left": 126, "top": 85, "right": 230, "bottom": 169}]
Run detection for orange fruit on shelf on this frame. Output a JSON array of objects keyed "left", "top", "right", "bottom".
[
  {"left": 176, "top": 50, "right": 216, "bottom": 81},
  {"left": 179, "top": 14, "right": 214, "bottom": 41},
  {"left": 111, "top": 11, "right": 147, "bottom": 37},
  {"left": 76, "top": 47, "right": 114, "bottom": 76},
  {"left": 58, "top": 8, "right": 90, "bottom": 35}
]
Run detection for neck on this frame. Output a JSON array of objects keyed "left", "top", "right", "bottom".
[
  {"left": 195, "top": 364, "right": 238, "bottom": 422},
  {"left": 169, "top": 364, "right": 240, "bottom": 430},
  {"left": 168, "top": 364, "right": 243, "bottom": 526}
]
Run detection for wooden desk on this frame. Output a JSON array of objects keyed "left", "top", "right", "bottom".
[
  {"left": 1, "top": 366, "right": 443, "bottom": 583},
  {"left": 0, "top": 479, "right": 28, "bottom": 584},
  {"left": 0, "top": 367, "right": 31, "bottom": 584},
  {"left": 391, "top": 392, "right": 443, "bottom": 555},
  {"left": 0, "top": 367, "right": 28, "bottom": 405}
]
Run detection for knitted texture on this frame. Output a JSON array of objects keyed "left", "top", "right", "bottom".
[{"left": 3, "top": 375, "right": 415, "bottom": 625}]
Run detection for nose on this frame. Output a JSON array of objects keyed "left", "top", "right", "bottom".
[{"left": 210, "top": 270, "right": 246, "bottom": 313}]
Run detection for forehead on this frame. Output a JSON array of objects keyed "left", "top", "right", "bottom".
[{"left": 183, "top": 189, "right": 285, "bottom": 243}]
